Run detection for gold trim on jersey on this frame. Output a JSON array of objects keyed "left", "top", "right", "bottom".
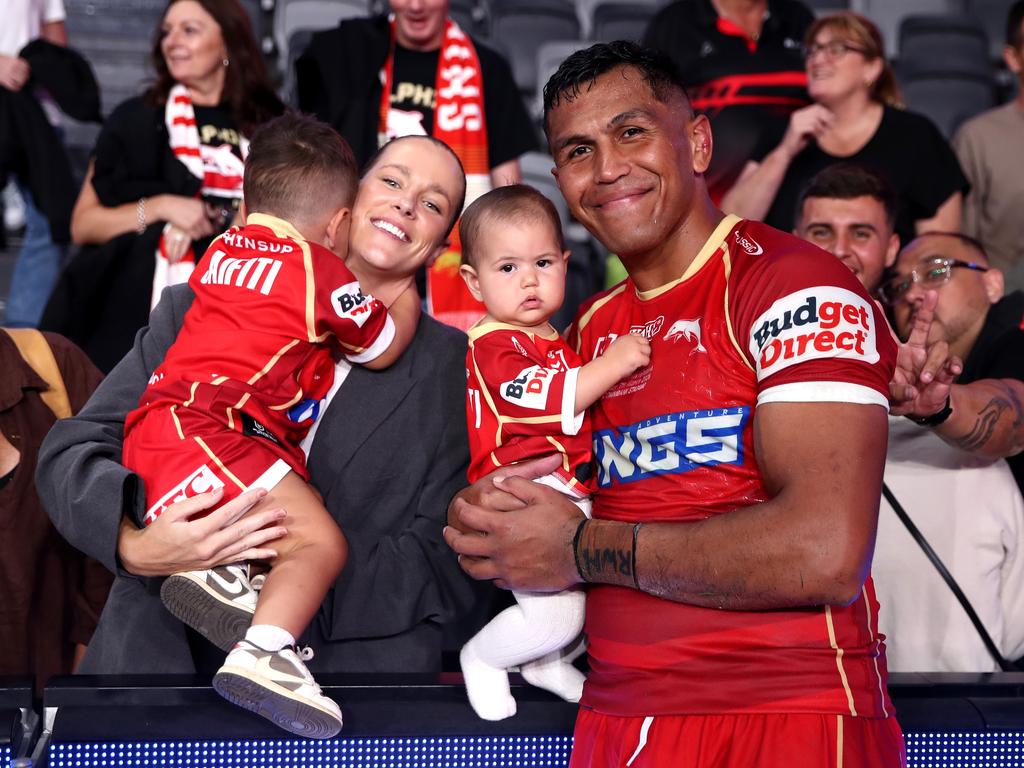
[
  {"left": 269, "top": 389, "right": 304, "bottom": 411},
  {"left": 247, "top": 213, "right": 326, "bottom": 344},
  {"left": 722, "top": 249, "right": 756, "bottom": 373},
  {"left": 863, "top": 585, "right": 890, "bottom": 717},
  {"left": 468, "top": 338, "right": 506, "bottom": 454},
  {"left": 211, "top": 375, "right": 229, "bottom": 385},
  {"left": 836, "top": 714, "right": 844, "bottom": 768},
  {"left": 467, "top": 320, "right": 561, "bottom": 343},
  {"left": 573, "top": 283, "right": 629, "bottom": 352},
  {"left": 634, "top": 214, "right": 740, "bottom": 301},
  {"left": 193, "top": 435, "right": 246, "bottom": 491},
  {"left": 247, "top": 339, "right": 300, "bottom": 386},
  {"left": 546, "top": 435, "right": 571, "bottom": 473},
  {"left": 170, "top": 405, "right": 185, "bottom": 441},
  {"left": 825, "top": 605, "right": 858, "bottom": 716},
  {"left": 182, "top": 380, "right": 200, "bottom": 407}
]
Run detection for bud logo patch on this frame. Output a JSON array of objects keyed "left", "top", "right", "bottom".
[
  {"left": 501, "top": 365, "right": 555, "bottom": 410},
  {"left": 748, "top": 287, "right": 878, "bottom": 379},
  {"left": 332, "top": 282, "right": 378, "bottom": 327},
  {"left": 594, "top": 407, "right": 748, "bottom": 487}
]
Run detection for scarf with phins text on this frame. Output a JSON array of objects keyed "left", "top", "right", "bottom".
[{"left": 378, "top": 17, "right": 490, "bottom": 331}]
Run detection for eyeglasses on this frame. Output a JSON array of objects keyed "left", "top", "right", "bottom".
[
  {"left": 804, "top": 40, "right": 869, "bottom": 60},
  {"left": 879, "top": 257, "right": 988, "bottom": 305}
]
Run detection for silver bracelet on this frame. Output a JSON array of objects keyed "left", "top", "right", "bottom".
[{"left": 136, "top": 197, "right": 147, "bottom": 234}]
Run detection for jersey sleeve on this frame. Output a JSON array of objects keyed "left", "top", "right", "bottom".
[
  {"left": 311, "top": 250, "right": 395, "bottom": 364},
  {"left": 729, "top": 228, "right": 897, "bottom": 409},
  {"left": 470, "top": 329, "right": 583, "bottom": 436}
]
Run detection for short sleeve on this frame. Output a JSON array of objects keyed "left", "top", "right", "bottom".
[
  {"left": 729, "top": 232, "right": 896, "bottom": 409},
  {"left": 471, "top": 329, "right": 582, "bottom": 435},
  {"left": 42, "top": 0, "right": 65, "bottom": 23},
  {"left": 312, "top": 253, "right": 395, "bottom": 364}
]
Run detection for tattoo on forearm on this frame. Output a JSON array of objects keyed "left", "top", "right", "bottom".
[{"left": 954, "top": 396, "right": 1013, "bottom": 452}]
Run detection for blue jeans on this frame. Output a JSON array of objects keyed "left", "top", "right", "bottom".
[{"left": 3, "top": 181, "right": 67, "bottom": 328}]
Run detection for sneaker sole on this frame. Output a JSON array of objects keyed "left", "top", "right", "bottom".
[
  {"left": 160, "top": 573, "right": 254, "bottom": 651},
  {"left": 213, "top": 666, "right": 343, "bottom": 740}
]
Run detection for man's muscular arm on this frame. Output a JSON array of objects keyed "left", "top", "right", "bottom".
[
  {"left": 445, "top": 401, "right": 888, "bottom": 609},
  {"left": 931, "top": 380, "right": 1024, "bottom": 459}
]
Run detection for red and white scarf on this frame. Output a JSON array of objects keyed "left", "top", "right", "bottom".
[
  {"left": 379, "top": 19, "right": 490, "bottom": 331},
  {"left": 153, "top": 84, "right": 247, "bottom": 309}
]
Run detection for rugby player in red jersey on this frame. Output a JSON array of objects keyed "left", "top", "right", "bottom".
[{"left": 445, "top": 42, "right": 904, "bottom": 767}]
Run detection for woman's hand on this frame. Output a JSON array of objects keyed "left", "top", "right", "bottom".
[
  {"left": 152, "top": 195, "right": 216, "bottom": 241},
  {"left": 0, "top": 54, "right": 30, "bottom": 92},
  {"left": 779, "top": 103, "right": 835, "bottom": 159},
  {"left": 117, "top": 487, "right": 288, "bottom": 577},
  {"left": 163, "top": 224, "right": 193, "bottom": 263}
]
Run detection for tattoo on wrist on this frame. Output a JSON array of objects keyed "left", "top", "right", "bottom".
[
  {"left": 574, "top": 520, "right": 635, "bottom": 584},
  {"left": 954, "top": 396, "right": 1009, "bottom": 451}
]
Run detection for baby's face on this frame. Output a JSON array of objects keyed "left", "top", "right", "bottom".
[{"left": 463, "top": 218, "right": 569, "bottom": 331}]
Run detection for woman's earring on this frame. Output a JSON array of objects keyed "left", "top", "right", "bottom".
[{"left": 223, "top": 57, "right": 230, "bottom": 67}]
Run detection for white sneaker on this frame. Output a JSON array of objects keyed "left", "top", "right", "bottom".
[
  {"left": 160, "top": 564, "right": 259, "bottom": 651},
  {"left": 213, "top": 641, "right": 343, "bottom": 740}
]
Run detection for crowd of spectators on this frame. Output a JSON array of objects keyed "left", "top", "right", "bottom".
[{"left": 1, "top": 0, "right": 1022, "bottom": 734}]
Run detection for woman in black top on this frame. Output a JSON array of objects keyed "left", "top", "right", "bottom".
[
  {"left": 721, "top": 11, "right": 967, "bottom": 246},
  {"left": 43, "top": 0, "right": 284, "bottom": 372}
]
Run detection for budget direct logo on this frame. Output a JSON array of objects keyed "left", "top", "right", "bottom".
[
  {"left": 331, "top": 282, "right": 378, "bottom": 327},
  {"left": 748, "top": 287, "right": 878, "bottom": 379}
]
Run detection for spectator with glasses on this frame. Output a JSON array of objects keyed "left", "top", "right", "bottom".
[
  {"left": 794, "top": 165, "right": 1024, "bottom": 672},
  {"left": 885, "top": 232, "right": 1024, "bottom": 495},
  {"left": 721, "top": 11, "right": 967, "bottom": 247}
]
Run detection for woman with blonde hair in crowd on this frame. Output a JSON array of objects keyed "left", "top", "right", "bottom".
[
  {"left": 42, "top": 0, "right": 284, "bottom": 372},
  {"left": 721, "top": 11, "right": 967, "bottom": 246}
]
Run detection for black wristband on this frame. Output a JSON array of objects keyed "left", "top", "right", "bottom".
[
  {"left": 905, "top": 395, "right": 953, "bottom": 427},
  {"left": 572, "top": 518, "right": 590, "bottom": 582},
  {"left": 631, "top": 522, "right": 642, "bottom": 590}
]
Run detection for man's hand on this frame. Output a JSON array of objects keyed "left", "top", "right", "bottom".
[
  {"left": 0, "top": 55, "right": 30, "bottom": 92},
  {"left": 447, "top": 455, "right": 562, "bottom": 534},
  {"left": 444, "top": 466, "right": 584, "bottom": 592},
  {"left": 117, "top": 487, "right": 288, "bottom": 577},
  {"left": 889, "top": 290, "right": 962, "bottom": 417}
]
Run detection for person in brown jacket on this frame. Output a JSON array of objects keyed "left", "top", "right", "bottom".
[{"left": 0, "top": 330, "right": 112, "bottom": 691}]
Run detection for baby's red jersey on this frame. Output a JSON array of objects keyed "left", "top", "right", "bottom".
[
  {"left": 568, "top": 216, "right": 898, "bottom": 719},
  {"left": 125, "top": 213, "right": 395, "bottom": 477},
  {"left": 466, "top": 323, "right": 591, "bottom": 493}
]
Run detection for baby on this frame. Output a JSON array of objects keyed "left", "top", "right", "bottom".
[{"left": 457, "top": 184, "right": 650, "bottom": 720}]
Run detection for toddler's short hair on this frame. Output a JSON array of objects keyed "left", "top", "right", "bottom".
[{"left": 460, "top": 184, "right": 565, "bottom": 268}]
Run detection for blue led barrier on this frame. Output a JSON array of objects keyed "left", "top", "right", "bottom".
[{"left": 905, "top": 732, "right": 1024, "bottom": 768}]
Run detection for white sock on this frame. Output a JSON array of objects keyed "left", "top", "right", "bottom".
[
  {"left": 521, "top": 649, "right": 585, "bottom": 703},
  {"left": 460, "top": 640, "right": 517, "bottom": 721},
  {"left": 244, "top": 624, "right": 295, "bottom": 651}
]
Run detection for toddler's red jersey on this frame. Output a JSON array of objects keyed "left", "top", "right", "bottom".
[
  {"left": 125, "top": 213, "right": 394, "bottom": 476},
  {"left": 466, "top": 323, "right": 591, "bottom": 493},
  {"left": 568, "top": 216, "right": 898, "bottom": 719}
]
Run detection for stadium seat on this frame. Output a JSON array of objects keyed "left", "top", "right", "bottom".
[
  {"left": 899, "top": 70, "right": 996, "bottom": 137},
  {"left": 450, "top": 0, "right": 490, "bottom": 39},
  {"left": 858, "top": 0, "right": 967, "bottom": 56},
  {"left": 534, "top": 40, "right": 588, "bottom": 116},
  {"left": 898, "top": 15, "right": 991, "bottom": 77},
  {"left": 590, "top": 1, "right": 659, "bottom": 42},
  {"left": 574, "top": 0, "right": 662, "bottom": 39},
  {"left": 489, "top": 0, "right": 581, "bottom": 97},
  {"left": 965, "top": 0, "right": 1016, "bottom": 57},
  {"left": 274, "top": 0, "right": 370, "bottom": 104}
]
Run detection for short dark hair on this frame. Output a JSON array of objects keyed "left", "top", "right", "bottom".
[
  {"left": 361, "top": 135, "right": 468, "bottom": 239},
  {"left": 796, "top": 163, "right": 898, "bottom": 230},
  {"left": 243, "top": 113, "right": 358, "bottom": 224},
  {"left": 459, "top": 184, "right": 565, "bottom": 268},
  {"left": 1008, "top": 1, "right": 1024, "bottom": 47},
  {"left": 541, "top": 41, "right": 690, "bottom": 135}
]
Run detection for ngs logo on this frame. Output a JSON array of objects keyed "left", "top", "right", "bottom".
[{"left": 593, "top": 407, "right": 749, "bottom": 488}]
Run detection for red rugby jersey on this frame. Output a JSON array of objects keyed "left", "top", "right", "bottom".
[
  {"left": 126, "top": 213, "right": 394, "bottom": 476},
  {"left": 466, "top": 323, "right": 591, "bottom": 493},
  {"left": 569, "top": 215, "right": 897, "bottom": 718}
]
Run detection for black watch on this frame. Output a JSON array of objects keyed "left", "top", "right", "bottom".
[{"left": 905, "top": 396, "right": 953, "bottom": 427}]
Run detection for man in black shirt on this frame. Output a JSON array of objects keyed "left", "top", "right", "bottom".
[
  {"left": 644, "top": 0, "right": 813, "bottom": 202},
  {"left": 884, "top": 232, "right": 1024, "bottom": 494}
]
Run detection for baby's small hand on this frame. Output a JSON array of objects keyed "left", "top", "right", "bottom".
[{"left": 606, "top": 333, "right": 652, "bottom": 375}]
